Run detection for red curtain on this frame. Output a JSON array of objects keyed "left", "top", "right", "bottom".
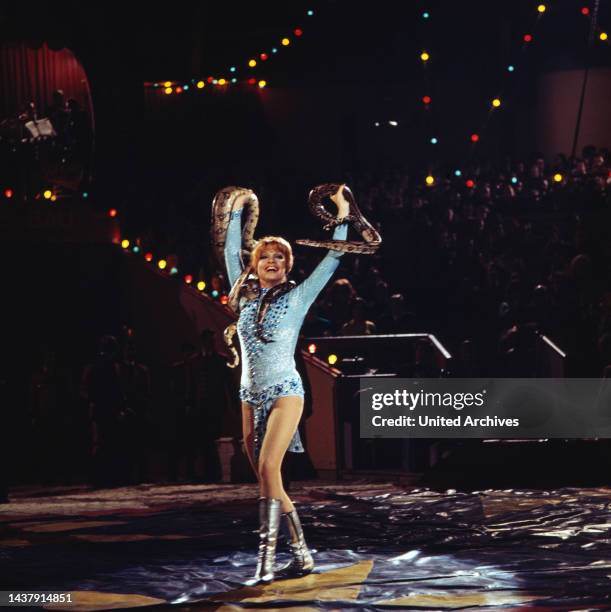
[{"left": 0, "top": 42, "right": 92, "bottom": 121}]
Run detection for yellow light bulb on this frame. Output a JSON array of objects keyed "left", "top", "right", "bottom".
[
  {"left": 420, "top": 51, "right": 430, "bottom": 61},
  {"left": 164, "top": 81, "right": 172, "bottom": 88},
  {"left": 281, "top": 38, "right": 290, "bottom": 46},
  {"left": 197, "top": 280, "right": 206, "bottom": 290},
  {"left": 492, "top": 98, "right": 501, "bottom": 107},
  {"left": 258, "top": 80, "right": 267, "bottom": 88},
  {"left": 425, "top": 175, "right": 435, "bottom": 186},
  {"left": 553, "top": 173, "right": 563, "bottom": 182},
  {"left": 196, "top": 80, "right": 205, "bottom": 89},
  {"left": 164, "top": 87, "right": 172, "bottom": 94},
  {"left": 158, "top": 259, "right": 167, "bottom": 270},
  {"left": 248, "top": 59, "right": 257, "bottom": 67},
  {"left": 121, "top": 239, "right": 130, "bottom": 249},
  {"left": 43, "top": 189, "right": 52, "bottom": 199},
  {"left": 600, "top": 32, "right": 608, "bottom": 41},
  {"left": 328, "top": 354, "right": 338, "bottom": 365},
  {"left": 218, "top": 78, "right": 226, "bottom": 85},
  {"left": 537, "top": 4, "right": 546, "bottom": 13}
]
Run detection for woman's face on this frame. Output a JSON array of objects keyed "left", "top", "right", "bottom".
[{"left": 257, "top": 246, "right": 287, "bottom": 287}]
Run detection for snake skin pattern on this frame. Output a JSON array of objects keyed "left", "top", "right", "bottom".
[{"left": 211, "top": 183, "right": 381, "bottom": 367}]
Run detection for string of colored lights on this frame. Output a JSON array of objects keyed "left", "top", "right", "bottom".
[
  {"left": 112, "top": 226, "right": 230, "bottom": 304},
  {"left": 417, "top": 3, "right": 607, "bottom": 189},
  {"left": 144, "top": 8, "right": 315, "bottom": 93}
]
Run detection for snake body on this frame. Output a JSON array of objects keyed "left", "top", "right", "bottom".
[{"left": 211, "top": 183, "right": 381, "bottom": 367}]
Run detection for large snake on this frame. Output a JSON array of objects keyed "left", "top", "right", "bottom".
[{"left": 211, "top": 183, "right": 381, "bottom": 367}]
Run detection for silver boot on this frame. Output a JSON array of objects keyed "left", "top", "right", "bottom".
[
  {"left": 276, "top": 507, "right": 315, "bottom": 578},
  {"left": 247, "top": 497, "right": 282, "bottom": 585}
]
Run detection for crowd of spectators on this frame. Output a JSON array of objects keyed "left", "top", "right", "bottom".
[{"left": 125, "top": 146, "right": 611, "bottom": 378}]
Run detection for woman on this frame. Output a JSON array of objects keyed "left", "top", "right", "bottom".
[{"left": 224, "top": 185, "right": 349, "bottom": 584}]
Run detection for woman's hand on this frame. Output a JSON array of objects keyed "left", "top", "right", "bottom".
[{"left": 330, "top": 184, "right": 350, "bottom": 219}]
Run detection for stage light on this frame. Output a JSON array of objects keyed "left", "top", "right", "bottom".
[
  {"left": 466, "top": 179, "right": 475, "bottom": 188},
  {"left": 145, "top": 252, "right": 153, "bottom": 262},
  {"left": 422, "top": 11, "right": 430, "bottom": 19},
  {"left": 121, "top": 239, "right": 130, "bottom": 249},
  {"left": 43, "top": 189, "right": 52, "bottom": 199},
  {"left": 164, "top": 87, "right": 172, "bottom": 95},
  {"left": 4, "top": 188, "right": 13, "bottom": 198},
  {"left": 185, "top": 274, "right": 193, "bottom": 284},
  {"left": 230, "top": 66, "right": 236, "bottom": 72},
  {"left": 537, "top": 4, "right": 546, "bottom": 13},
  {"left": 170, "top": 266, "right": 178, "bottom": 275},
  {"left": 211, "top": 289, "right": 219, "bottom": 297},
  {"left": 196, "top": 80, "right": 205, "bottom": 89},
  {"left": 260, "top": 53, "right": 268, "bottom": 60},
  {"left": 420, "top": 51, "right": 430, "bottom": 62},
  {"left": 294, "top": 28, "right": 303, "bottom": 37},
  {"left": 307, "top": 9, "right": 314, "bottom": 16},
  {"left": 507, "top": 65, "right": 515, "bottom": 72},
  {"left": 258, "top": 80, "right": 267, "bottom": 88},
  {"left": 553, "top": 173, "right": 563, "bottom": 182},
  {"left": 328, "top": 354, "right": 338, "bottom": 365},
  {"left": 430, "top": 137, "right": 438, "bottom": 144},
  {"left": 109, "top": 208, "right": 117, "bottom": 218},
  {"left": 581, "top": 7, "right": 590, "bottom": 16},
  {"left": 471, "top": 133, "right": 480, "bottom": 143},
  {"left": 164, "top": 81, "right": 172, "bottom": 88},
  {"left": 308, "top": 343, "right": 317, "bottom": 354},
  {"left": 218, "top": 78, "right": 226, "bottom": 85},
  {"left": 282, "top": 37, "right": 290, "bottom": 46},
  {"left": 425, "top": 175, "right": 435, "bottom": 186},
  {"left": 388, "top": 120, "right": 398, "bottom": 126},
  {"left": 511, "top": 176, "right": 518, "bottom": 184},
  {"left": 600, "top": 32, "right": 608, "bottom": 41},
  {"left": 220, "top": 294, "right": 229, "bottom": 305},
  {"left": 132, "top": 246, "right": 140, "bottom": 253},
  {"left": 422, "top": 95, "right": 431, "bottom": 104},
  {"left": 158, "top": 259, "right": 167, "bottom": 270},
  {"left": 492, "top": 98, "right": 501, "bottom": 107},
  {"left": 248, "top": 59, "right": 257, "bottom": 67},
  {"left": 248, "top": 77, "right": 256, "bottom": 85},
  {"left": 523, "top": 34, "right": 533, "bottom": 42},
  {"left": 454, "top": 169, "right": 462, "bottom": 177}
]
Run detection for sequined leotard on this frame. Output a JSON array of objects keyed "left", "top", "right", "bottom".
[{"left": 225, "top": 209, "right": 347, "bottom": 459}]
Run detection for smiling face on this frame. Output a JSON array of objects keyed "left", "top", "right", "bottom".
[{"left": 257, "top": 247, "right": 287, "bottom": 287}]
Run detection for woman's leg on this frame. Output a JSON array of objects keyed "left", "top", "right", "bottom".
[
  {"left": 258, "top": 395, "right": 304, "bottom": 514},
  {"left": 241, "top": 402, "right": 258, "bottom": 480}
]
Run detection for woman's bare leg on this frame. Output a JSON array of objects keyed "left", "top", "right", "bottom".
[
  {"left": 241, "top": 402, "right": 258, "bottom": 481},
  {"left": 258, "top": 395, "right": 304, "bottom": 514}
]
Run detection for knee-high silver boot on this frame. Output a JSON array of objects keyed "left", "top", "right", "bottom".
[
  {"left": 247, "top": 497, "right": 282, "bottom": 585},
  {"left": 276, "top": 507, "right": 315, "bottom": 577}
]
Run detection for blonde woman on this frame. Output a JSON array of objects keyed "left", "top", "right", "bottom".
[{"left": 224, "top": 186, "right": 349, "bottom": 584}]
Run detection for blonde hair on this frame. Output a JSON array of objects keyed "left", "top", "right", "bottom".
[{"left": 250, "top": 236, "right": 294, "bottom": 275}]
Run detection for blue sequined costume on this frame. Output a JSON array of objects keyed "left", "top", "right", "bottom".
[{"left": 225, "top": 209, "right": 347, "bottom": 460}]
